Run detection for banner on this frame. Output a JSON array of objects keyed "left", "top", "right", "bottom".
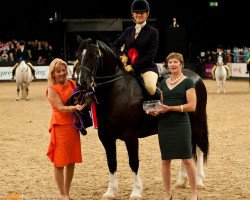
[
  {"left": 0, "top": 65, "right": 74, "bottom": 80},
  {"left": 227, "top": 63, "right": 248, "bottom": 78}
]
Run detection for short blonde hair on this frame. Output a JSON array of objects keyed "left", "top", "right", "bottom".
[
  {"left": 166, "top": 52, "right": 184, "bottom": 67},
  {"left": 47, "top": 58, "right": 70, "bottom": 85}
]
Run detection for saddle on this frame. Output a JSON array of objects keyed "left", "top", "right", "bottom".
[{"left": 211, "top": 64, "right": 230, "bottom": 79}]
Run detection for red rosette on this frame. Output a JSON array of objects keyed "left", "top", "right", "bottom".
[{"left": 128, "top": 48, "right": 139, "bottom": 64}]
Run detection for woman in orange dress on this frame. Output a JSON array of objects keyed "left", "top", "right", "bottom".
[{"left": 46, "top": 58, "right": 86, "bottom": 200}]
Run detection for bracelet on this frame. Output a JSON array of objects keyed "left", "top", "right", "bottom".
[
  {"left": 69, "top": 106, "right": 74, "bottom": 112},
  {"left": 180, "top": 105, "right": 183, "bottom": 112}
]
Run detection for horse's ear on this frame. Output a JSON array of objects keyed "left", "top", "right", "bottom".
[{"left": 77, "top": 35, "right": 84, "bottom": 44}]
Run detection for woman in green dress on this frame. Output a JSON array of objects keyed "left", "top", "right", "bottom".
[{"left": 147, "top": 52, "right": 198, "bottom": 200}]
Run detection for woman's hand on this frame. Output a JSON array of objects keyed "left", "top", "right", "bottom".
[
  {"left": 157, "top": 104, "right": 169, "bottom": 113},
  {"left": 146, "top": 110, "right": 159, "bottom": 116},
  {"left": 75, "top": 103, "right": 87, "bottom": 111}
]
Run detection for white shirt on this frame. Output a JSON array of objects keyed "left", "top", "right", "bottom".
[{"left": 135, "top": 21, "right": 146, "bottom": 39}]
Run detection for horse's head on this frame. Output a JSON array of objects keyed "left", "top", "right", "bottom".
[
  {"left": 75, "top": 35, "right": 122, "bottom": 91},
  {"left": 75, "top": 35, "right": 101, "bottom": 91}
]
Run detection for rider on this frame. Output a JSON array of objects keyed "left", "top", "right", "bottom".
[
  {"left": 112, "top": 0, "right": 160, "bottom": 99},
  {"left": 12, "top": 41, "right": 36, "bottom": 79},
  {"left": 211, "top": 45, "right": 230, "bottom": 79}
]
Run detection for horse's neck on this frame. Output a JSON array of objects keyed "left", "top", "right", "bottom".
[{"left": 98, "top": 55, "right": 121, "bottom": 76}]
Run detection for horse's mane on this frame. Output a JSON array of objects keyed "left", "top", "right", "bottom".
[
  {"left": 96, "top": 40, "right": 122, "bottom": 65},
  {"left": 96, "top": 40, "right": 116, "bottom": 57}
]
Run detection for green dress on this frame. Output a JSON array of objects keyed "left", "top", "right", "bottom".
[{"left": 158, "top": 77, "right": 195, "bottom": 160}]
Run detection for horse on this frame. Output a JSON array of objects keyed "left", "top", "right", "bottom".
[
  {"left": 75, "top": 36, "right": 209, "bottom": 200},
  {"left": 15, "top": 60, "right": 33, "bottom": 101},
  {"left": 212, "top": 56, "right": 230, "bottom": 93}
]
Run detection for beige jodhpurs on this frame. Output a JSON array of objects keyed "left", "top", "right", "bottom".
[{"left": 141, "top": 71, "right": 158, "bottom": 95}]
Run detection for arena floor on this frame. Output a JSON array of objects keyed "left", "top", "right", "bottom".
[{"left": 0, "top": 79, "right": 249, "bottom": 200}]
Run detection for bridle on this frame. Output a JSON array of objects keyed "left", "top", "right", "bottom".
[{"left": 78, "top": 42, "right": 127, "bottom": 91}]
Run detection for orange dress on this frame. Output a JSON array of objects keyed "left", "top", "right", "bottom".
[{"left": 47, "top": 80, "right": 82, "bottom": 167}]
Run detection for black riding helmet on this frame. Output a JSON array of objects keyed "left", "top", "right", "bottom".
[
  {"left": 19, "top": 40, "right": 26, "bottom": 46},
  {"left": 131, "top": 0, "right": 150, "bottom": 12}
]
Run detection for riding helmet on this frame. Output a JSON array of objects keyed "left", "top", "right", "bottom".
[{"left": 131, "top": 0, "right": 150, "bottom": 12}]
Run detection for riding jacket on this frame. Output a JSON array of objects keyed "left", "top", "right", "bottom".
[
  {"left": 112, "top": 24, "right": 159, "bottom": 74},
  {"left": 15, "top": 48, "right": 32, "bottom": 62}
]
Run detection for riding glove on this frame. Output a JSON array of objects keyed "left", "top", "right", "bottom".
[
  {"left": 124, "top": 65, "right": 134, "bottom": 72},
  {"left": 120, "top": 54, "right": 128, "bottom": 64}
]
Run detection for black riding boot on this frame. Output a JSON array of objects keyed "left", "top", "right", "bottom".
[
  {"left": 12, "top": 70, "right": 15, "bottom": 79},
  {"left": 31, "top": 68, "right": 36, "bottom": 79},
  {"left": 150, "top": 88, "right": 162, "bottom": 100}
]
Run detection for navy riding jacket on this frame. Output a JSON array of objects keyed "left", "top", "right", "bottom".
[
  {"left": 15, "top": 48, "right": 31, "bottom": 62},
  {"left": 112, "top": 24, "right": 159, "bottom": 74}
]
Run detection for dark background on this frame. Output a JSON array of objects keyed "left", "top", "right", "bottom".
[{"left": 1, "top": 0, "right": 248, "bottom": 62}]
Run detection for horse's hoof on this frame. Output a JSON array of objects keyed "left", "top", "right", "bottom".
[
  {"left": 101, "top": 196, "right": 116, "bottom": 200},
  {"left": 175, "top": 183, "right": 187, "bottom": 189},
  {"left": 197, "top": 183, "right": 205, "bottom": 189},
  {"left": 130, "top": 197, "right": 143, "bottom": 200},
  {"left": 16, "top": 98, "right": 20, "bottom": 101},
  {"left": 175, "top": 177, "right": 188, "bottom": 189}
]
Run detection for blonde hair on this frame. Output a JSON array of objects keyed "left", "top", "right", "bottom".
[
  {"left": 166, "top": 52, "right": 184, "bottom": 67},
  {"left": 47, "top": 58, "right": 70, "bottom": 85}
]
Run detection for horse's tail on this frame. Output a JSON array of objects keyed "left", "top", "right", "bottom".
[{"left": 190, "top": 79, "right": 209, "bottom": 163}]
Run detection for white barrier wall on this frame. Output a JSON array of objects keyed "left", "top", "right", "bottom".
[
  {"left": 0, "top": 65, "right": 74, "bottom": 80},
  {"left": 227, "top": 63, "right": 248, "bottom": 78},
  {"left": 0, "top": 63, "right": 248, "bottom": 80}
]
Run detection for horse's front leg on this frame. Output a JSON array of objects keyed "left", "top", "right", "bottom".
[
  {"left": 16, "top": 84, "right": 20, "bottom": 101},
  {"left": 216, "top": 80, "right": 221, "bottom": 93},
  {"left": 222, "top": 79, "right": 226, "bottom": 93},
  {"left": 26, "top": 84, "right": 30, "bottom": 101},
  {"left": 124, "top": 133, "right": 143, "bottom": 200},
  {"left": 100, "top": 135, "right": 118, "bottom": 200}
]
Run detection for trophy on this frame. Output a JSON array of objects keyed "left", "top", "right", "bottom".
[{"left": 143, "top": 100, "right": 162, "bottom": 113}]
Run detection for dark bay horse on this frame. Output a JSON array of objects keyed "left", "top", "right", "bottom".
[{"left": 75, "top": 36, "right": 209, "bottom": 199}]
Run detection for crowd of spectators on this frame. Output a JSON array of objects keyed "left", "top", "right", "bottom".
[
  {"left": 199, "top": 47, "right": 250, "bottom": 64},
  {"left": 0, "top": 39, "right": 55, "bottom": 65}
]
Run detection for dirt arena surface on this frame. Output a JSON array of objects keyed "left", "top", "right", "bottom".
[{"left": 0, "top": 79, "right": 249, "bottom": 200}]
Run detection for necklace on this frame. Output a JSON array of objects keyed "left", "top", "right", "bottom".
[{"left": 170, "top": 73, "right": 183, "bottom": 85}]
